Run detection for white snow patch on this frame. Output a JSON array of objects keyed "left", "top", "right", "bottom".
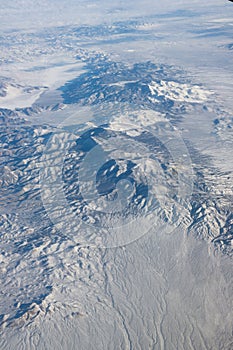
[
  {"left": 0, "top": 84, "right": 46, "bottom": 109},
  {"left": 110, "top": 109, "right": 166, "bottom": 131},
  {"left": 149, "top": 80, "right": 213, "bottom": 103}
]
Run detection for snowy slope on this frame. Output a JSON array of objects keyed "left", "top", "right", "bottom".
[{"left": 0, "top": 1, "right": 233, "bottom": 349}]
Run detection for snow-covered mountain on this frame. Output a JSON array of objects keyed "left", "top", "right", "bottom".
[{"left": 0, "top": 1, "right": 233, "bottom": 349}]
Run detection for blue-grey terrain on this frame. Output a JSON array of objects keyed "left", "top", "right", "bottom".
[{"left": 0, "top": 1, "right": 232, "bottom": 349}]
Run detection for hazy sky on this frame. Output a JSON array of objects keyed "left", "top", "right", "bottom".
[{"left": 0, "top": 0, "right": 231, "bottom": 31}]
